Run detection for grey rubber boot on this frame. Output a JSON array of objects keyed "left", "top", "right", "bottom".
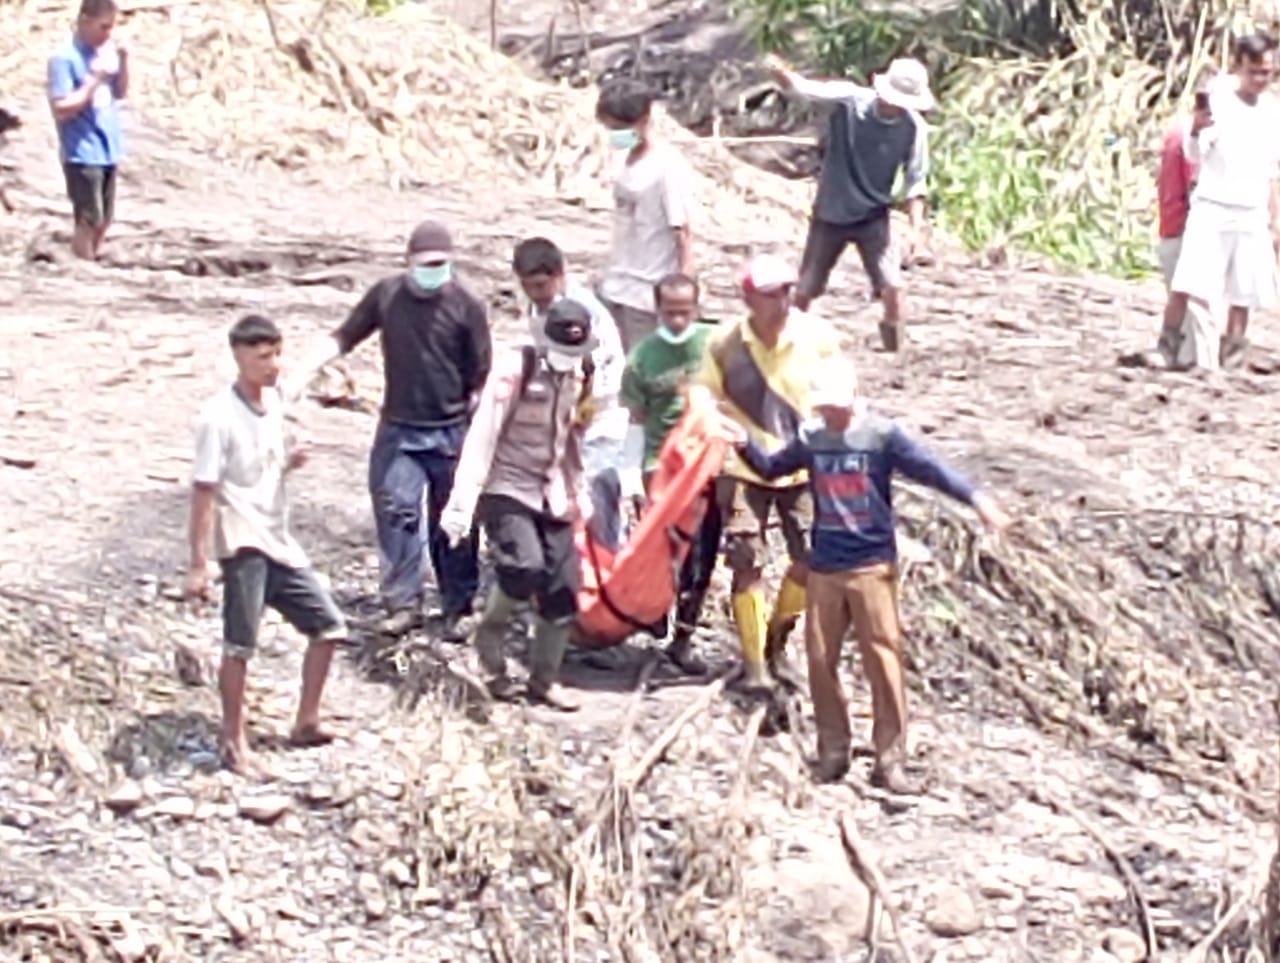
[
  {"left": 471, "top": 586, "right": 518, "bottom": 679},
  {"left": 527, "top": 616, "right": 580, "bottom": 712}
]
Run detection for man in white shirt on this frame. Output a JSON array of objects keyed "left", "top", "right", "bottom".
[
  {"left": 595, "top": 80, "right": 697, "bottom": 353},
  {"left": 1171, "top": 33, "right": 1280, "bottom": 369},
  {"left": 512, "top": 236, "right": 634, "bottom": 545},
  {"left": 187, "top": 315, "right": 346, "bottom": 776}
]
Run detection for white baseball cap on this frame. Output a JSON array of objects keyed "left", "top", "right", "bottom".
[
  {"left": 740, "top": 253, "right": 798, "bottom": 293},
  {"left": 810, "top": 358, "right": 860, "bottom": 409}
]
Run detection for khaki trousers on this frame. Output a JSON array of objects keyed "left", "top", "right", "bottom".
[{"left": 805, "top": 564, "right": 908, "bottom": 766}]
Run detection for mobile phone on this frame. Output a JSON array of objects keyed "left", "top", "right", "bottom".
[{"left": 1194, "top": 90, "right": 1210, "bottom": 110}]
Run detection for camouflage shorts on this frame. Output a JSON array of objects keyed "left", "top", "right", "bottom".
[{"left": 715, "top": 477, "right": 811, "bottom": 575}]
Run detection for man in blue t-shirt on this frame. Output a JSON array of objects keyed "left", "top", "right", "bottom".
[
  {"left": 47, "top": 0, "right": 129, "bottom": 261},
  {"left": 731, "top": 358, "right": 1011, "bottom": 794}
]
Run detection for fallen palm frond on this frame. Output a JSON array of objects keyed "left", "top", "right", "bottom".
[{"left": 894, "top": 484, "right": 1279, "bottom": 815}]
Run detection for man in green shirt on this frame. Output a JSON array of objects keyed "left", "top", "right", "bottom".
[{"left": 620, "top": 273, "right": 721, "bottom": 673}]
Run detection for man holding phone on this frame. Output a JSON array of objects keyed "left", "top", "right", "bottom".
[
  {"left": 48, "top": 0, "right": 129, "bottom": 261},
  {"left": 1150, "top": 76, "right": 1232, "bottom": 369},
  {"left": 1168, "top": 33, "right": 1280, "bottom": 369}
]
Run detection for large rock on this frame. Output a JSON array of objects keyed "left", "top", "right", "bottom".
[
  {"left": 1103, "top": 927, "right": 1147, "bottom": 963},
  {"left": 741, "top": 826, "right": 873, "bottom": 959},
  {"left": 926, "top": 886, "right": 983, "bottom": 938}
]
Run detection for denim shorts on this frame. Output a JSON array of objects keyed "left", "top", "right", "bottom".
[{"left": 219, "top": 549, "right": 346, "bottom": 659}]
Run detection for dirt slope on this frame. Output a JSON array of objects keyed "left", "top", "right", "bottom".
[{"left": 1, "top": 2, "right": 1279, "bottom": 961}]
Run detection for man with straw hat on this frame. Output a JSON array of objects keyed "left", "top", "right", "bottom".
[
  {"left": 765, "top": 54, "right": 933, "bottom": 352},
  {"left": 724, "top": 356, "right": 1011, "bottom": 793}
]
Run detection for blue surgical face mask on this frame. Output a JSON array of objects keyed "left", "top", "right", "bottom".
[
  {"left": 410, "top": 262, "right": 452, "bottom": 292},
  {"left": 608, "top": 128, "right": 641, "bottom": 151},
  {"left": 656, "top": 322, "right": 697, "bottom": 345}
]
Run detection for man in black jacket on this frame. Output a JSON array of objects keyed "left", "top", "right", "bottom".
[{"left": 293, "top": 220, "right": 493, "bottom": 636}]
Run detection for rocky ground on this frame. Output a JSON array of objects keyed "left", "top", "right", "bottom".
[{"left": 2, "top": 1, "right": 1280, "bottom": 961}]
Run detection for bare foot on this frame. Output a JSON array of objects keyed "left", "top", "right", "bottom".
[
  {"left": 287, "top": 723, "right": 338, "bottom": 748},
  {"left": 219, "top": 740, "right": 268, "bottom": 778}
]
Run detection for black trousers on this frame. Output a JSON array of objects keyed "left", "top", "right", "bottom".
[
  {"left": 478, "top": 494, "right": 580, "bottom": 622},
  {"left": 673, "top": 484, "right": 724, "bottom": 639}
]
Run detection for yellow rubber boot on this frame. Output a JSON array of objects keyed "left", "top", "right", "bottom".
[{"left": 732, "top": 589, "right": 770, "bottom": 689}]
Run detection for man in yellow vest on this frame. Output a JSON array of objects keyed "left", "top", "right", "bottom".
[{"left": 696, "top": 254, "right": 840, "bottom": 689}]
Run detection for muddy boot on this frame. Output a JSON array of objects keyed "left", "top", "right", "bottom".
[
  {"left": 437, "top": 608, "right": 476, "bottom": 645},
  {"left": 378, "top": 605, "right": 422, "bottom": 637},
  {"left": 735, "top": 658, "right": 774, "bottom": 694},
  {"left": 665, "top": 630, "right": 708, "bottom": 676},
  {"left": 764, "top": 575, "right": 806, "bottom": 693},
  {"left": 764, "top": 617, "right": 805, "bottom": 692},
  {"left": 731, "top": 589, "right": 772, "bottom": 693},
  {"left": 527, "top": 616, "right": 580, "bottom": 712},
  {"left": 1156, "top": 325, "right": 1184, "bottom": 368},
  {"left": 879, "top": 321, "right": 905, "bottom": 353},
  {"left": 1220, "top": 334, "right": 1249, "bottom": 370},
  {"left": 768, "top": 654, "right": 806, "bottom": 692}
]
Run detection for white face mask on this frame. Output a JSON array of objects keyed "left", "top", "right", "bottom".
[{"left": 545, "top": 350, "right": 579, "bottom": 373}]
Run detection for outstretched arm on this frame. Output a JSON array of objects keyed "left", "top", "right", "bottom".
[
  {"left": 737, "top": 435, "right": 810, "bottom": 480},
  {"left": 283, "top": 282, "right": 385, "bottom": 403},
  {"left": 765, "top": 54, "right": 866, "bottom": 102},
  {"left": 885, "top": 424, "right": 975, "bottom": 503},
  {"left": 885, "top": 424, "right": 1011, "bottom": 530},
  {"left": 442, "top": 355, "right": 521, "bottom": 527}
]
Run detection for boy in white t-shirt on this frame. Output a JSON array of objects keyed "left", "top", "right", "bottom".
[
  {"left": 595, "top": 80, "right": 697, "bottom": 353},
  {"left": 187, "top": 315, "right": 346, "bottom": 776}
]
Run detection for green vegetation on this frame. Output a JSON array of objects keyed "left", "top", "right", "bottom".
[
  {"left": 732, "top": 0, "right": 1248, "bottom": 277},
  {"left": 365, "top": 0, "right": 405, "bottom": 17}
]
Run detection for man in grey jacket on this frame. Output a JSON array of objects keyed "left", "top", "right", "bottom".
[
  {"left": 767, "top": 55, "right": 933, "bottom": 352},
  {"left": 439, "top": 299, "right": 599, "bottom": 712}
]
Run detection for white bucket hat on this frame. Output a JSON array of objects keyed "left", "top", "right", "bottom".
[{"left": 873, "top": 58, "right": 935, "bottom": 113}]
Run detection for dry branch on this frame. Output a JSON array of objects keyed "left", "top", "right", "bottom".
[
  {"left": 838, "top": 813, "right": 920, "bottom": 963},
  {"left": 1264, "top": 694, "right": 1280, "bottom": 962},
  {"left": 1187, "top": 873, "right": 1264, "bottom": 963},
  {"left": 1028, "top": 788, "right": 1158, "bottom": 962}
]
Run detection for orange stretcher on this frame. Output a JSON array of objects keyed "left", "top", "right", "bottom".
[{"left": 572, "top": 394, "right": 729, "bottom": 648}]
